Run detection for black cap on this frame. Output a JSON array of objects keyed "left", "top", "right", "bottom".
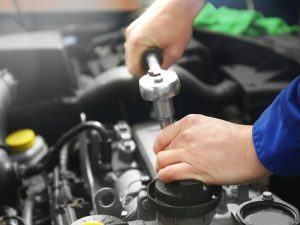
[{"left": 148, "top": 179, "right": 222, "bottom": 217}]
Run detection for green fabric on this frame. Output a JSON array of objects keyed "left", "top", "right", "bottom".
[{"left": 193, "top": 3, "right": 298, "bottom": 36}]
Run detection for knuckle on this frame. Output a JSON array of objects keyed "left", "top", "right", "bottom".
[
  {"left": 156, "top": 152, "right": 165, "bottom": 168},
  {"left": 155, "top": 130, "right": 165, "bottom": 149},
  {"left": 125, "top": 27, "right": 131, "bottom": 38},
  {"left": 182, "top": 114, "right": 201, "bottom": 126},
  {"left": 181, "top": 129, "right": 193, "bottom": 143},
  {"left": 129, "top": 30, "right": 147, "bottom": 47},
  {"left": 186, "top": 114, "right": 198, "bottom": 122},
  {"left": 125, "top": 23, "right": 134, "bottom": 38},
  {"left": 125, "top": 32, "right": 140, "bottom": 48},
  {"left": 168, "top": 48, "right": 182, "bottom": 61}
]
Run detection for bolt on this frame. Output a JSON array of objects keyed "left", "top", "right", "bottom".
[
  {"left": 148, "top": 70, "right": 160, "bottom": 77},
  {"left": 123, "top": 141, "right": 131, "bottom": 150},
  {"left": 230, "top": 185, "right": 238, "bottom": 197},
  {"left": 262, "top": 191, "right": 273, "bottom": 201},
  {"left": 121, "top": 210, "right": 128, "bottom": 217},
  {"left": 141, "top": 175, "right": 150, "bottom": 183},
  {"left": 154, "top": 76, "right": 163, "bottom": 83},
  {"left": 142, "top": 199, "right": 151, "bottom": 210},
  {"left": 118, "top": 123, "right": 128, "bottom": 131}
]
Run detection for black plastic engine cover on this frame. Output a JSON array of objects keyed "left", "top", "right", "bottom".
[{"left": 0, "top": 31, "right": 77, "bottom": 106}]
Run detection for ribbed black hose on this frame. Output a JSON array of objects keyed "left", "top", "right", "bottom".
[
  {"left": 78, "top": 66, "right": 239, "bottom": 114},
  {"left": 172, "top": 65, "right": 240, "bottom": 105},
  {"left": 59, "top": 146, "right": 73, "bottom": 203}
]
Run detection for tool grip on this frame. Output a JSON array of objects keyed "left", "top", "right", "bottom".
[{"left": 141, "top": 48, "right": 163, "bottom": 71}]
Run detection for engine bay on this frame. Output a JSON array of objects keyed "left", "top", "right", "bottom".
[{"left": 1, "top": 7, "right": 300, "bottom": 225}]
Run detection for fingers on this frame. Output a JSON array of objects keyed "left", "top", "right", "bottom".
[
  {"left": 153, "top": 121, "right": 182, "bottom": 154},
  {"left": 155, "top": 148, "right": 187, "bottom": 172},
  {"left": 153, "top": 114, "right": 204, "bottom": 154},
  {"left": 124, "top": 39, "right": 146, "bottom": 76},
  {"left": 161, "top": 45, "right": 185, "bottom": 71},
  {"left": 155, "top": 149, "right": 204, "bottom": 183},
  {"left": 125, "top": 36, "right": 162, "bottom": 76},
  {"left": 124, "top": 20, "right": 147, "bottom": 76},
  {"left": 158, "top": 162, "right": 201, "bottom": 182},
  {"left": 124, "top": 18, "right": 184, "bottom": 76},
  {"left": 125, "top": 32, "right": 170, "bottom": 76}
]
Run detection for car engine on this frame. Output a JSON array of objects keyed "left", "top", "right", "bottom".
[{"left": 0, "top": 8, "right": 300, "bottom": 225}]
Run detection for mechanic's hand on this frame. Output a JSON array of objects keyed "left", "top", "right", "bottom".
[
  {"left": 125, "top": 0, "right": 205, "bottom": 76},
  {"left": 154, "top": 114, "right": 271, "bottom": 185}
]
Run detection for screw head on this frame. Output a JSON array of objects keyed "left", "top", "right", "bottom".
[{"left": 262, "top": 191, "right": 273, "bottom": 201}]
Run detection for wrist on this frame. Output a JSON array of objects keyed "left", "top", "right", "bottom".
[
  {"left": 174, "top": 0, "right": 206, "bottom": 22},
  {"left": 247, "top": 125, "right": 271, "bottom": 180},
  {"left": 151, "top": 0, "right": 206, "bottom": 24}
]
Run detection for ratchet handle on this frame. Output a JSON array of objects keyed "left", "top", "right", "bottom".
[{"left": 141, "top": 48, "right": 163, "bottom": 71}]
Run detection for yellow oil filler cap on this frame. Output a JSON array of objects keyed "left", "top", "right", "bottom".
[
  {"left": 5, "top": 129, "right": 36, "bottom": 152},
  {"left": 82, "top": 222, "right": 104, "bottom": 225}
]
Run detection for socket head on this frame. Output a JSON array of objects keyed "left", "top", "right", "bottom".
[{"left": 139, "top": 69, "right": 180, "bottom": 101}]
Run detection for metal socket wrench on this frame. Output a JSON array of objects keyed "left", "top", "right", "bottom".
[{"left": 139, "top": 52, "right": 180, "bottom": 129}]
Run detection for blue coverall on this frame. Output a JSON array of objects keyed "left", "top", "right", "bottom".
[{"left": 253, "top": 76, "right": 300, "bottom": 176}]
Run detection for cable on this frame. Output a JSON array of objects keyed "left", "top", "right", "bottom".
[
  {"left": 0, "top": 145, "right": 10, "bottom": 152},
  {"left": 22, "top": 121, "right": 110, "bottom": 177}
]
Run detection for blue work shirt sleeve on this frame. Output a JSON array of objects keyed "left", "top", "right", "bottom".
[{"left": 253, "top": 76, "right": 300, "bottom": 176}]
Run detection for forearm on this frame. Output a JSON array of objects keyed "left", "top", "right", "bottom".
[
  {"left": 146, "top": 0, "right": 206, "bottom": 26},
  {"left": 147, "top": 0, "right": 206, "bottom": 24}
]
